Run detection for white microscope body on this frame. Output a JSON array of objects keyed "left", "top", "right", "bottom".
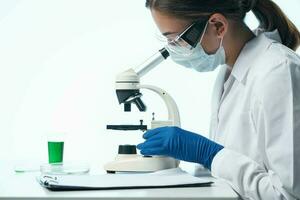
[{"left": 104, "top": 48, "right": 181, "bottom": 173}]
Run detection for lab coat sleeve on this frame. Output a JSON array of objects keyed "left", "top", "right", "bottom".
[{"left": 211, "top": 59, "right": 300, "bottom": 200}]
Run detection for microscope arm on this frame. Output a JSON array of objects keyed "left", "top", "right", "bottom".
[{"left": 139, "top": 84, "right": 181, "bottom": 127}]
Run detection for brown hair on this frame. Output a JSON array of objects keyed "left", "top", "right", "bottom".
[{"left": 146, "top": 0, "right": 300, "bottom": 51}]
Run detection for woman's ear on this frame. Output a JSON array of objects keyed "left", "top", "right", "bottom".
[{"left": 208, "top": 13, "right": 228, "bottom": 38}]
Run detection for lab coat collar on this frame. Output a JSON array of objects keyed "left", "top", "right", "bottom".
[{"left": 230, "top": 29, "right": 282, "bottom": 83}]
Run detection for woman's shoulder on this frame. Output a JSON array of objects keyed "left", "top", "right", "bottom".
[
  {"left": 248, "top": 40, "right": 300, "bottom": 102},
  {"left": 251, "top": 29, "right": 300, "bottom": 73},
  {"left": 267, "top": 42, "right": 300, "bottom": 67},
  {"left": 250, "top": 37, "right": 300, "bottom": 80}
]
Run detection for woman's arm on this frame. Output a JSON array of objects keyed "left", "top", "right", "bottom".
[{"left": 211, "top": 59, "right": 300, "bottom": 199}]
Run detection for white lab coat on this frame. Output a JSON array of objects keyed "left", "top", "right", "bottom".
[{"left": 208, "top": 30, "right": 300, "bottom": 199}]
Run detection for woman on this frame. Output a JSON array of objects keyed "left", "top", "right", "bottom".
[{"left": 136, "top": 0, "right": 300, "bottom": 199}]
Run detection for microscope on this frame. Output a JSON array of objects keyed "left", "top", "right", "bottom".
[
  {"left": 104, "top": 19, "right": 206, "bottom": 173},
  {"left": 104, "top": 48, "right": 181, "bottom": 173}
]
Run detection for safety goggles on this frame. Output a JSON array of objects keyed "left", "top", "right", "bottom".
[{"left": 156, "top": 19, "right": 208, "bottom": 56}]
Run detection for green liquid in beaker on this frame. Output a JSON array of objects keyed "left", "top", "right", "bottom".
[{"left": 48, "top": 141, "right": 64, "bottom": 163}]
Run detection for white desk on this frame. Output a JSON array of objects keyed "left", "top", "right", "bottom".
[{"left": 0, "top": 161, "right": 238, "bottom": 200}]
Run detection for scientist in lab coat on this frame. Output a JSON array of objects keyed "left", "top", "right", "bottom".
[{"left": 136, "top": 0, "right": 300, "bottom": 199}]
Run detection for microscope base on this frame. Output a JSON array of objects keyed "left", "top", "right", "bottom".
[{"left": 103, "top": 154, "right": 179, "bottom": 173}]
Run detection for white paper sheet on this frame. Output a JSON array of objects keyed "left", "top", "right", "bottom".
[{"left": 38, "top": 168, "right": 212, "bottom": 190}]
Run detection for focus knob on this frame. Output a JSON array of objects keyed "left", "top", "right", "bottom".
[{"left": 118, "top": 144, "right": 137, "bottom": 154}]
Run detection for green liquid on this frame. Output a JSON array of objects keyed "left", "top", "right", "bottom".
[{"left": 48, "top": 141, "right": 64, "bottom": 163}]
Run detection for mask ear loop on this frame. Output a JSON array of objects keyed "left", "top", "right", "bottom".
[
  {"left": 200, "top": 20, "right": 224, "bottom": 49},
  {"left": 199, "top": 21, "right": 209, "bottom": 45},
  {"left": 219, "top": 37, "right": 224, "bottom": 48}
]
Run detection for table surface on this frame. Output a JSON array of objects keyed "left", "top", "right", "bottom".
[{"left": 0, "top": 161, "right": 238, "bottom": 200}]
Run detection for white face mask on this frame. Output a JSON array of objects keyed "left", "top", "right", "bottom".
[{"left": 168, "top": 23, "right": 226, "bottom": 72}]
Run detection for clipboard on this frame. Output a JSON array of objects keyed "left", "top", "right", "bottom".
[{"left": 38, "top": 168, "right": 213, "bottom": 191}]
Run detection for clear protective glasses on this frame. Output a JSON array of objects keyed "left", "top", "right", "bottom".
[{"left": 156, "top": 18, "right": 209, "bottom": 56}]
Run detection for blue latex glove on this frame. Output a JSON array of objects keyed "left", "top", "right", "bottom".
[{"left": 136, "top": 126, "right": 224, "bottom": 170}]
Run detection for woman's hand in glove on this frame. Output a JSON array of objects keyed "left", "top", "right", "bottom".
[{"left": 137, "top": 126, "right": 224, "bottom": 170}]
